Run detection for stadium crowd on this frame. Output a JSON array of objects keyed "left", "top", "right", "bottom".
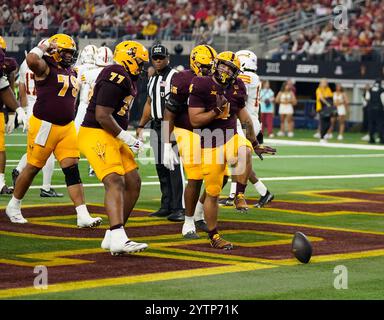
[
  {"left": 0, "top": 0, "right": 334, "bottom": 41},
  {"left": 272, "top": 0, "right": 384, "bottom": 62}
]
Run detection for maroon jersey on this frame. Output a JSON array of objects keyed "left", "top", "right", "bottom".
[
  {"left": 0, "top": 48, "right": 4, "bottom": 77},
  {"left": 3, "top": 57, "right": 18, "bottom": 74},
  {"left": 0, "top": 57, "right": 19, "bottom": 113},
  {"left": 188, "top": 76, "right": 246, "bottom": 148},
  {"left": 168, "top": 69, "right": 195, "bottom": 131},
  {"left": 82, "top": 64, "right": 137, "bottom": 130},
  {"left": 33, "top": 56, "right": 78, "bottom": 125}
]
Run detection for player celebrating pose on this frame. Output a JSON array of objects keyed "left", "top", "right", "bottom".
[
  {"left": 163, "top": 44, "right": 218, "bottom": 239},
  {"left": 219, "top": 50, "right": 274, "bottom": 209},
  {"left": 12, "top": 39, "right": 63, "bottom": 198},
  {"left": 188, "top": 51, "right": 276, "bottom": 249},
  {"left": 5, "top": 33, "right": 102, "bottom": 227},
  {"left": 78, "top": 40, "right": 149, "bottom": 255}
]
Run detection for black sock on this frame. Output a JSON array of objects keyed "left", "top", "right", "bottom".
[
  {"left": 110, "top": 224, "right": 123, "bottom": 231},
  {"left": 208, "top": 228, "right": 218, "bottom": 240},
  {"left": 236, "top": 183, "right": 247, "bottom": 196}
]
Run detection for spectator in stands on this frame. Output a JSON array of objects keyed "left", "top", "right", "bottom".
[
  {"left": 9, "top": 14, "right": 24, "bottom": 36},
  {"left": 291, "top": 33, "right": 310, "bottom": 60},
  {"left": 260, "top": 80, "right": 275, "bottom": 138},
  {"left": 276, "top": 82, "right": 297, "bottom": 137},
  {"left": 316, "top": 79, "right": 335, "bottom": 143},
  {"left": 308, "top": 35, "right": 326, "bottom": 60},
  {"left": 271, "top": 32, "right": 293, "bottom": 60},
  {"left": 79, "top": 19, "right": 94, "bottom": 38},
  {"left": 320, "top": 22, "right": 334, "bottom": 44}
]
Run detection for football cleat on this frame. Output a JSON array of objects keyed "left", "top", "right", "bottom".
[
  {"left": 110, "top": 240, "right": 148, "bottom": 255},
  {"left": 292, "top": 231, "right": 312, "bottom": 264},
  {"left": 194, "top": 219, "right": 209, "bottom": 232},
  {"left": 234, "top": 193, "right": 248, "bottom": 212},
  {"left": 101, "top": 230, "right": 111, "bottom": 250},
  {"left": 77, "top": 216, "right": 103, "bottom": 228},
  {"left": 218, "top": 196, "right": 235, "bottom": 206},
  {"left": 5, "top": 204, "right": 28, "bottom": 224},
  {"left": 183, "top": 231, "right": 200, "bottom": 239},
  {"left": 254, "top": 191, "right": 274, "bottom": 208},
  {"left": 40, "top": 188, "right": 64, "bottom": 198},
  {"left": 210, "top": 234, "right": 233, "bottom": 250},
  {"left": 0, "top": 185, "right": 14, "bottom": 195}
]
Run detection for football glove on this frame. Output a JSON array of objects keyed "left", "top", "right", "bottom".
[{"left": 163, "top": 143, "right": 179, "bottom": 171}]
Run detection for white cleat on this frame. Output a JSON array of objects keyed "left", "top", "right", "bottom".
[
  {"left": 101, "top": 230, "right": 111, "bottom": 250},
  {"left": 313, "top": 132, "right": 321, "bottom": 139},
  {"left": 110, "top": 240, "right": 148, "bottom": 256},
  {"left": 5, "top": 205, "right": 28, "bottom": 224},
  {"left": 77, "top": 216, "right": 103, "bottom": 228},
  {"left": 337, "top": 134, "right": 343, "bottom": 141},
  {"left": 182, "top": 222, "right": 199, "bottom": 239}
]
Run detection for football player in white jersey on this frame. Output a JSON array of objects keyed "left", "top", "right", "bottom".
[
  {"left": 12, "top": 40, "right": 63, "bottom": 197},
  {"left": 80, "top": 46, "right": 114, "bottom": 105},
  {"left": 219, "top": 50, "right": 274, "bottom": 209},
  {"left": 74, "top": 44, "right": 98, "bottom": 132},
  {"left": 78, "top": 46, "right": 113, "bottom": 177}
]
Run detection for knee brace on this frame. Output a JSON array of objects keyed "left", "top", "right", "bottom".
[{"left": 62, "top": 164, "right": 82, "bottom": 186}]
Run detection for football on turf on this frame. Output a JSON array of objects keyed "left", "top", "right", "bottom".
[{"left": 291, "top": 231, "right": 312, "bottom": 264}]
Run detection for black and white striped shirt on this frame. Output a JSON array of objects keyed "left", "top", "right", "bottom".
[{"left": 147, "top": 65, "right": 177, "bottom": 120}]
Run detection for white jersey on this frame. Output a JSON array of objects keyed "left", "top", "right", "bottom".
[
  {"left": 237, "top": 71, "right": 262, "bottom": 136},
  {"left": 81, "top": 66, "right": 104, "bottom": 103},
  {"left": 75, "top": 63, "right": 98, "bottom": 105},
  {"left": 18, "top": 60, "right": 37, "bottom": 114},
  {"left": 238, "top": 71, "right": 261, "bottom": 117},
  {"left": 74, "top": 65, "right": 104, "bottom": 132}
]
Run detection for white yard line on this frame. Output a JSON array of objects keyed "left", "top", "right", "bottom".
[
  {"left": 23, "top": 173, "right": 384, "bottom": 189},
  {"left": 5, "top": 153, "right": 384, "bottom": 165},
  {"left": 266, "top": 139, "right": 384, "bottom": 150}
]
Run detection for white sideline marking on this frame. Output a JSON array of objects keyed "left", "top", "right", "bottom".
[
  {"left": 24, "top": 173, "right": 384, "bottom": 189},
  {"left": 266, "top": 139, "right": 384, "bottom": 150}
]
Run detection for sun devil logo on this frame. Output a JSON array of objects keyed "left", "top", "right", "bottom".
[{"left": 127, "top": 47, "right": 137, "bottom": 56}]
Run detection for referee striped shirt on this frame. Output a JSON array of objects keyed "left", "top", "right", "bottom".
[{"left": 147, "top": 65, "right": 177, "bottom": 120}]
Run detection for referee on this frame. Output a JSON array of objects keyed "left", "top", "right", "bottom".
[{"left": 136, "top": 44, "right": 185, "bottom": 222}]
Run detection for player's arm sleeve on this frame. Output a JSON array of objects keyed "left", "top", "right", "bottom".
[
  {"left": 18, "top": 64, "right": 26, "bottom": 84},
  {"left": 95, "top": 81, "right": 123, "bottom": 110}
]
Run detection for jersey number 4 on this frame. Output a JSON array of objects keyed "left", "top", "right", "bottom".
[{"left": 57, "top": 75, "right": 79, "bottom": 98}]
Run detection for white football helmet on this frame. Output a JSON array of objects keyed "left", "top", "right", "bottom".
[
  {"left": 235, "top": 50, "right": 257, "bottom": 72},
  {"left": 95, "top": 46, "right": 113, "bottom": 66},
  {"left": 79, "top": 44, "right": 98, "bottom": 64}
]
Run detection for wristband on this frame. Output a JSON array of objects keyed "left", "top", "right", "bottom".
[
  {"left": 30, "top": 47, "right": 45, "bottom": 58},
  {"left": 137, "top": 125, "right": 145, "bottom": 129}
]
